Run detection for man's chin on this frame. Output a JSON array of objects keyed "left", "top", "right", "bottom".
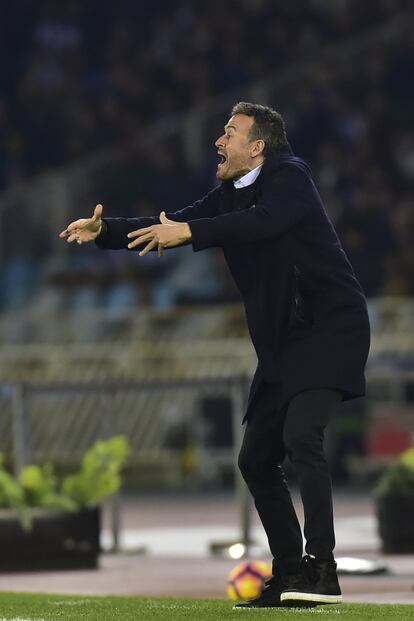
[{"left": 217, "top": 166, "right": 232, "bottom": 181}]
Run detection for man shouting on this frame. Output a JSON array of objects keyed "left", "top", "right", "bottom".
[{"left": 60, "top": 102, "right": 370, "bottom": 608}]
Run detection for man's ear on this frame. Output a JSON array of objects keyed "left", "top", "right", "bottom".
[{"left": 251, "top": 139, "right": 265, "bottom": 157}]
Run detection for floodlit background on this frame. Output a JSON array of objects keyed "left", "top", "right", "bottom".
[{"left": 0, "top": 0, "right": 413, "bottom": 603}]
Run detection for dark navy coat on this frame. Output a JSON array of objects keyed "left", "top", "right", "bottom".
[{"left": 96, "top": 146, "right": 371, "bottom": 420}]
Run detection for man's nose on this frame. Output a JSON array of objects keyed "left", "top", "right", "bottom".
[{"left": 215, "top": 135, "right": 224, "bottom": 148}]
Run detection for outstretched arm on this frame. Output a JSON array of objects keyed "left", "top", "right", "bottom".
[
  {"left": 59, "top": 187, "right": 221, "bottom": 254},
  {"left": 102, "top": 188, "right": 220, "bottom": 253}
]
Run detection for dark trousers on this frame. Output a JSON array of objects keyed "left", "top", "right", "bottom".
[{"left": 238, "top": 384, "right": 342, "bottom": 575}]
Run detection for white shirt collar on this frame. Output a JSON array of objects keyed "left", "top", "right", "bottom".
[{"left": 233, "top": 163, "right": 263, "bottom": 189}]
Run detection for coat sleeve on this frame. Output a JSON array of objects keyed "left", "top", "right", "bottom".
[
  {"left": 188, "top": 168, "right": 315, "bottom": 251},
  {"left": 95, "top": 187, "right": 220, "bottom": 251}
]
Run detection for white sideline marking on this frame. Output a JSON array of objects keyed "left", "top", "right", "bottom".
[
  {"left": 48, "top": 599, "right": 95, "bottom": 606},
  {"left": 0, "top": 618, "right": 46, "bottom": 621},
  {"left": 300, "top": 610, "right": 344, "bottom": 614}
]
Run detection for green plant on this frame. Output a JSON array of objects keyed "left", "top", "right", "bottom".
[
  {"left": 20, "top": 464, "right": 77, "bottom": 511},
  {"left": 0, "top": 455, "right": 24, "bottom": 508},
  {"left": 375, "top": 446, "right": 414, "bottom": 498},
  {"left": 0, "top": 436, "right": 130, "bottom": 530},
  {"left": 63, "top": 436, "right": 130, "bottom": 507}
]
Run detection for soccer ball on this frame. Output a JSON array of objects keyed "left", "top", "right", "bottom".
[{"left": 226, "top": 560, "right": 272, "bottom": 601}]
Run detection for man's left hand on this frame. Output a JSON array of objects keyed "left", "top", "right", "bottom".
[{"left": 127, "top": 212, "right": 192, "bottom": 257}]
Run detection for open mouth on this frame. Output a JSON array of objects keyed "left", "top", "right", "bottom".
[{"left": 218, "top": 152, "right": 227, "bottom": 168}]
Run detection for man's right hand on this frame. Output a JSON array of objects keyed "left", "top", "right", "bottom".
[{"left": 59, "top": 204, "right": 103, "bottom": 244}]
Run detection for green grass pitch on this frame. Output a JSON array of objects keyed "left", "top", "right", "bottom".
[{"left": 0, "top": 593, "right": 413, "bottom": 621}]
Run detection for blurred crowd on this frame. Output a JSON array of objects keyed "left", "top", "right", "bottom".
[{"left": 0, "top": 0, "right": 413, "bottom": 315}]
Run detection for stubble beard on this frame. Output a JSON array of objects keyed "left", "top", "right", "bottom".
[{"left": 217, "top": 158, "right": 250, "bottom": 181}]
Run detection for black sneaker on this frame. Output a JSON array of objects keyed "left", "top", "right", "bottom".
[
  {"left": 280, "top": 555, "right": 342, "bottom": 606},
  {"left": 233, "top": 574, "right": 284, "bottom": 609}
]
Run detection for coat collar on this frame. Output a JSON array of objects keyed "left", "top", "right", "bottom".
[{"left": 259, "top": 144, "right": 312, "bottom": 179}]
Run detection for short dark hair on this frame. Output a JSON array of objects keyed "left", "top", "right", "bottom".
[{"left": 231, "top": 101, "right": 288, "bottom": 155}]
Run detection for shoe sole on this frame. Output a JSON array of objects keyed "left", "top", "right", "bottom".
[{"left": 281, "top": 592, "right": 343, "bottom": 605}]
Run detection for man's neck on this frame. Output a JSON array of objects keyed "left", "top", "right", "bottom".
[{"left": 233, "top": 162, "right": 264, "bottom": 189}]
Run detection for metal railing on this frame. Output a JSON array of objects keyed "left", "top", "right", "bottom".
[
  {"left": 3, "top": 370, "right": 414, "bottom": 552},
  {"left": 1, "top": 375, "right": 252, "bottom": 554}
]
